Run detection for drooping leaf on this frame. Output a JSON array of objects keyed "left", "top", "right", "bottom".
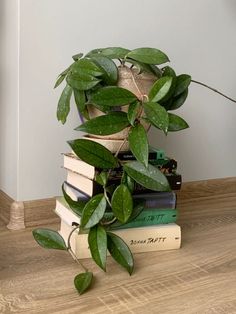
[
  {"left": 88, "top": 225, "right": 107, "bottom": 271},
  {"left": 75, "top": 111, "right": 130, "bottom": 135},
  {"left": 107, "top": 232, "right": 134, "bottom": 275},
  {"left": 90, "top": 86, "right": 137, "bottom": 106},
  {"left": 99, "top": 47, "right": 131, "bottom": 59},
  {"left": 121, "top": 172, "right": 135, "bottom": 193},
  {"left": 57, "top": 84, "right": 73, "bottom": 124},
  {"left": 32, "top": 228, "right": 67, "bottom": 250},
  {"left": 74, "top": 89, "right": 86, "bottom": 112},
  {"left": 54, "top": 74, "right": 66, "bottom": 89},
  {"left": 128, "top": 124, "right": 148, "bottom": 167},
  {"left": 68, "top": 139, "right": 118, "bottom": 169},
  {"left": 126, "top": 48, "right": 169, "bottom": 65},
  {"left": 62, "top": 183, "right": 86, "bottom": 216},
  {"left": 123, "top": 161, "right": 171, "bottom": 191},
  {"left": 72, "top": 53, "right": 83, "bottom": 61},
  {"left": 74, "top": 272, "right": 93, "bottom": 295},
  {"left": 168, "top": 113, "right": 189, "bottom": 131},
  {"left": 149, "top": 76, "right": 173, "bottom": 102},
  {"left": 111, "top": 184, "right": 133, "bottom": 223},
  {"left": 80, "top": 194, "right": 107, "bottom": 229},
  {"left": 127, "top": 101, "right": 141, "bottom": 126},
  {"left": 66, "top": 72, "right": 100, "bottom": 90},
  {"left": 143, "top": 102, "right": 169, "bottom": 134},
  {"left": 173, "top": 74, "right": 191, "bottom": 97},
  {"left": 168, "top": 88, "right": 189, "bottom": 110},
  {"left": 91, "top": 55, "right": 118, "bottom": 85},
  {"left": 71, "top": 58, "right": 103, "bottom": 77}
]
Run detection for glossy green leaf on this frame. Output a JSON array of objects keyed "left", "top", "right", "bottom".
[
  {"left": 88, "top": 225, "right": 107, "bottom": 271},
  {"left": 71, "top": 58, "right": 103, "bottom": 77},
  {"left": 91, "top": 55, "right": 118, "bottom": 85},
  {"left": 76, "top": 111, "right": 130, "bottom": 135},
  {"left": 149, "top": 76, "right": 173, "bottom": 102},
  {"left": 62, "top": 183, "right": 86, "bottom": 216},
  {"left": 125, "top": 59, "right": 162, "bottom": 77},
  {"left": 168, "top": 88, "right": 189, "bottom": 110},
  {"left": 100, "top": 47, "right": 130, "bottom": 59},
  {"left": 126, "top": 48, "right": 169, "bottom": 65},
  {"left": 80, "top": 194, "right": 107, "bottom": 229},
  {"left": 168, "top": 113, "right": 189, "bottom": 131},
  {"left": 173, "top": 74, "right": 191, "bottom": 97},
  {"left": 32, "top": 228, "right": 67, "bottom": 250},
  {"left": 107, "top": 232, "right": 134, "bottom": 275},
  {"left": 111, "top": 184, "right": 133, "bottom": 223},
  {"left": 123, "top": 161, "right": 170, "bottom": 191},
  {"left": 66, "top": 73, "right": 100, "bottom": 90},
  {"left": 72, "top": 53, "right": 83, "bottom": 61},
  {"left": 162, "top": 66, "right": 176, "bottom": 77},
  {"left": 57, "top": 84, "right": 73, "bottom": 124},
  {"left": 54, "top": 74, "right": 66, "bottom": 89},
  {"left": 68, "top": 139, "right": 118, "bottom": 169},
  {"left": 74, "top": 89, "right": 86, "bottom": 112},
  {"left": 90, "top": 86, "right": 137, "bottom": 106},
  {"left": 74, "top": 272, "right": 93, "bottom": 295},
  {"left": 95, "top": 171, "right": 109, "bottom": 186},
  {"left": 143, "top": 102, "right": 169, "bottom": 134},
  {"left": 121, "top": 173, "right": 135, "bottom": 193},
  {"left": 127, "top": 101, "right": 141, "bottom": 126},
  {"left": 128, "top": 124, "right": 148, "bottom": 167}
]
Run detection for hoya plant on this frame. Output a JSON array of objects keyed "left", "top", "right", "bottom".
[{"left": 33, "top": 47, "right": 236, "bottom": 295}]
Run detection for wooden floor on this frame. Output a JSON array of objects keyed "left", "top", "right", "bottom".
[{"left": 0, "top": 192, "right": 236, "bottom": 314}]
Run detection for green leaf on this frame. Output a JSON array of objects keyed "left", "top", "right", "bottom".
[
  {"left": 75, "top": 111, "right": 130, "bottom": 136},
  {"left": 68, "top": 139, "right": 118, "bottom": 169},
  {"left": 62, "top": 183, "right": 86, "bottom": 216},
  {"left": 168, "top": 88, "right": 189, "bottom": 110},
  {"left": 66, "top": 72, "right": 100, "bottom": 90},
  {"left": 54, "top": 74, "right": 66, "bottom": 89},
  {"left": 128, "top": 124, "right": 148, "bottom": 167},
  {"left": 74, "top": 272, "right": 93, "bottom": 295},
  {"left": 95, "top": 171, "right": 108, "bottom": 186},
  {"left": 143, "top": 102, "right": 169, "bottom": 134},
  {"left": 90, "top": 86, "right": 137, "bottom": 106},
  {"left": 57, "top": 84, "right": 73, "bottom": 124},
  {"left": 100, "top": 47, "right": 131, "bottom": 59},
  {"left": 80, "top": 194, "right": 107, "bottom": 229},
  {"left": 127, "top": 101, "right": 141, "bottom": 126},
  {"left": 126, "top": 48, "right": 169, "bottom": 65},
  {"left": 173, "top": 74, "right": 191, "bottom": 97},
  {"left": 162, "top": 66, "right": 176, "bottom": 77},
  {"left": 107, "top": 232, "right": 134, "bottom": 275},
  {"left": 32, "top": 228, "right": 67, "bottom": 250},
  {"left": 88, "top": 225, "right": 107, "bottom": 271},
  {"left": 121, "top": 173, "right": 135, "bottom": 193},
  {"left": 91, "top": 55, "right": 118, "bottom": 85},
  {"left": 168, "top": 113, "right": 189, "bottom": 131},
  {"left": 125, "top": 59, "right": 162, "bottom": 77},
  {"left": 111, "top": 184, "right": 133, "bottom": 223},
  {"left": 74, "top": 89, "right": 86, "bottom": 112},
  {"left": 72, "top": 53, "right": 83, "bottom": 61},
  {"left": 123, "top": 161, "right": 170, "bottom": 191},
  {"left": 149, "top": 76, "right": 173, "bottom": 102},
  {"left": 71, "top": 58, "right": 103, "bottom": 77}
]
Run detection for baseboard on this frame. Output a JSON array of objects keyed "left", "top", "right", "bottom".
[{"left": 1, "top": 176, "right": 236, "bottom": 230}]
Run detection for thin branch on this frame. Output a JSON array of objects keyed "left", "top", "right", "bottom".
[
  {"left": 191, "top": 80, "right": 236, "bottom": 103},
  {"left": 67, "top": 225, "right": 88, "bottom": 272}
]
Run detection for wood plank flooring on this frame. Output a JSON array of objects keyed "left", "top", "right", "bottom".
[{"left": 0, "top": 193, "right": 236, "bottom": 314}]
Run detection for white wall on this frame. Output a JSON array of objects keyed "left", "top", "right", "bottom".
[
  {"left": 1, "top": 0, "right": 236, "bottom": 200},
  {"left": 0, "top": 0, "right": 19, "bottom": 200}
]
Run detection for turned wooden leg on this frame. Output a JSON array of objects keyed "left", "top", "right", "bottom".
[{"left": 7, "top": 201, "right": 25, "bottom": 230}]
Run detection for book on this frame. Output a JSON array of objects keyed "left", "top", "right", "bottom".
[
  {"left": 59, "top": 218, "right": 181, "bottom": 259},
  {"left": 55, "top": 196, "right": 178, "bottom": 231}
]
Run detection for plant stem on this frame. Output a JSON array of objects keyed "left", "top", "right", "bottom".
[
  {"left": 191, "top": 80, "right": 236, "bottom": 103},
  {"left": 67, "top": 226, "right": 88, "bottom": 272}
]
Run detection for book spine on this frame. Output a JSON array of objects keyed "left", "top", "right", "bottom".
[
  {"left": 111, "top": 209, "right": 178, "bottom": 230},
  {"left": 59, "top": 220, "right": 181, "bottom": 259},
  {"left": 117, "top": 151, "right": 158, "bottom": 161}
]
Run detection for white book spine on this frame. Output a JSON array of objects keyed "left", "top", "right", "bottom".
[{"left": 59, "top": 220, "right": 181, "bottom": 260}]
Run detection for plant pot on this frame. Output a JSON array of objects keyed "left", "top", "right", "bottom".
[{"left": 87, "top": 66, "right": 157, "bottom": 140}]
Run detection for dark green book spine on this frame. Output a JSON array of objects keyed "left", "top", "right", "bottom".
[{"left": 111, "top": 209, "right": 178, "bottom": 230}]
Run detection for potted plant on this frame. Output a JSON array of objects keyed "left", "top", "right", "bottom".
[{"left": 32, "top": 47, "right": 236, "bottom": 295}]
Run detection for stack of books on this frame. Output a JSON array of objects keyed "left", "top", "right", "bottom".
[{"left": 55, "top": 138, "right": 182, "bottom": 259}]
